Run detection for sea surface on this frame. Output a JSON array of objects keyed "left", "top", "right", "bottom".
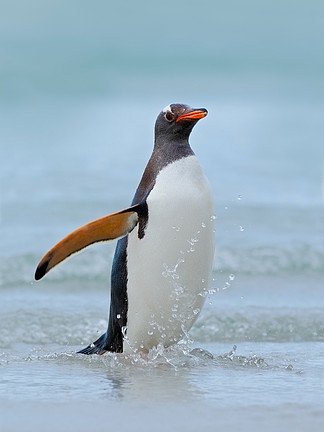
[{"left": 1, "top": 1, "right": 324, "bottom": 431}]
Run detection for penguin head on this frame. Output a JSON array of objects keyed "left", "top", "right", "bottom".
[{"left": 154, "top": 104, "right": 208, "bottom": 144}]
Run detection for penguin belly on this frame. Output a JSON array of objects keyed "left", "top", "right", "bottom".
[{"left": 124, "top": 155, "right": 215, "bottom": 354}]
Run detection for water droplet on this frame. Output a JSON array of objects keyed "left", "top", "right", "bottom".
[
  {"left": 161, "top": 333, "right": 166, "bottom": 339},
  {"left": 193, "top": 308, "right": 200, "bottom": 315},
  {"left": 237, "top": 194, "right": 242, "bottom": 200},
  {"left": 148, "top": 330, "right": 153, "bottom": 336},
  {"left": 116, "top": 314, "right": 121, "bottom": 319},
  {"left": 211, "top": 215, "right": 217, "bottom": 220},
  {"left": 239, "top": 225, "right": 245, "bottom": 232},
  {"left": 223, "top": 282, "right": 231, "bottom": 289},
  {"left": 201, "top": 222, "right": 206, "bottom": 228},
  {"left": 229, "top": 274, "right": 235, "bottom": 281},
  {"left": 188, "top": 237, "right": 198, "bottom": 246}
]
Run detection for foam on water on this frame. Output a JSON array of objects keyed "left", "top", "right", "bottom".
[
  {"left": 0, "top": 341, "right": 301, "bottom": 387},
  {"left": 1, "top": 283, "right": 323, "bottom": 352},
  {"left": 192, "top": 309, "right": 324, "bottom": 343}
]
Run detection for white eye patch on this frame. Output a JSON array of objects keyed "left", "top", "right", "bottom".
[{"left": 162, "top": 104, "right": 172, "bottom": 113}]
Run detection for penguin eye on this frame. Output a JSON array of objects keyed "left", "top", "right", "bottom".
[{"left": 165, "top": 111, "right": 175, "bottom": 122}]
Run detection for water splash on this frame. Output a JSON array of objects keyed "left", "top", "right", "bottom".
[{"left": 162, "top": 258, "right": 184, "bottom": 279}]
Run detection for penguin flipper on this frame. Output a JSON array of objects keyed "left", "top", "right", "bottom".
[
  {"left": 35, "top": 204, "right": 141, "bottom": 280},
  {"left": 77, "top": 333, "right": 108, "bottom": 355}
]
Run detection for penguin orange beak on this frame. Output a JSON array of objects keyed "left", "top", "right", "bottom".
[{"left": 176, "top": 108, "right": 208, "bottom": 122}]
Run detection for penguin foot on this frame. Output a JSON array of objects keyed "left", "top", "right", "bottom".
[{"left": 77, "top": 333, "right": 108, "bottom": 355}]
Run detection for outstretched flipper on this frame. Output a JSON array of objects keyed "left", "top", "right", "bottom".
[{"left": 35, "top": 204, "right": 142, "bottom": 280}]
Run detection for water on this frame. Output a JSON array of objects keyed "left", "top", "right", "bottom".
[{"left": 1, "top": 1, "right": 324, "bottom": 431}]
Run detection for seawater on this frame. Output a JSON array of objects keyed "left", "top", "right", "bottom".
[{"left": 1, "top": 1, "right": 324, "bottom": 431}]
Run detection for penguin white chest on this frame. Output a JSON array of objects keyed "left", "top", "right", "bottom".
[{"left": 124, "top": 155, "right": 215, "bottom": 354}]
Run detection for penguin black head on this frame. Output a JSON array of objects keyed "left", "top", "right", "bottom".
[{"left": 154, "top": 103, "right": 208, "bottom": 145}]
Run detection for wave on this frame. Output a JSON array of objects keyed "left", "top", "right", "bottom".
[
  {"left": 0, "top": 249, "right": 113, "bottom": 288},
  {"left": 192, "top": 309, "right": 324, "bottom": 343},
  {"left": 215, "top": 242, "right": 324, "bottom": 275},
  {"left": 1, "top": 240, "right": 324, "bottom": 290},
  {"left": 1, "top": 303, "right": 323, "bottom": 349}
]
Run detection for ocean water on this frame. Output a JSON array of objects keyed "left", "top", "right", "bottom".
[{"left": 1, "top": 1, "right": 324, "bottom": 431}]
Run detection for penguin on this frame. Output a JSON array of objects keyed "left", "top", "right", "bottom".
[{"left": 35, "top": 103, "right": 215, "bottom": 355}]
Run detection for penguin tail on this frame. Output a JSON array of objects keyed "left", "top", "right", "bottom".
[{"left": 77, "top": 333, "right": 108, "bottom": 355}]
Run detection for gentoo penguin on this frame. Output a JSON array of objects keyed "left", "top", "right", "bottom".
[{"left": 35, "top": 103, "right": 215, "bottom": 355}]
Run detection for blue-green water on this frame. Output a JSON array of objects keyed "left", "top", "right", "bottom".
[{"left": 1, "top": 1, "right": 324, "bottom": 431}]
